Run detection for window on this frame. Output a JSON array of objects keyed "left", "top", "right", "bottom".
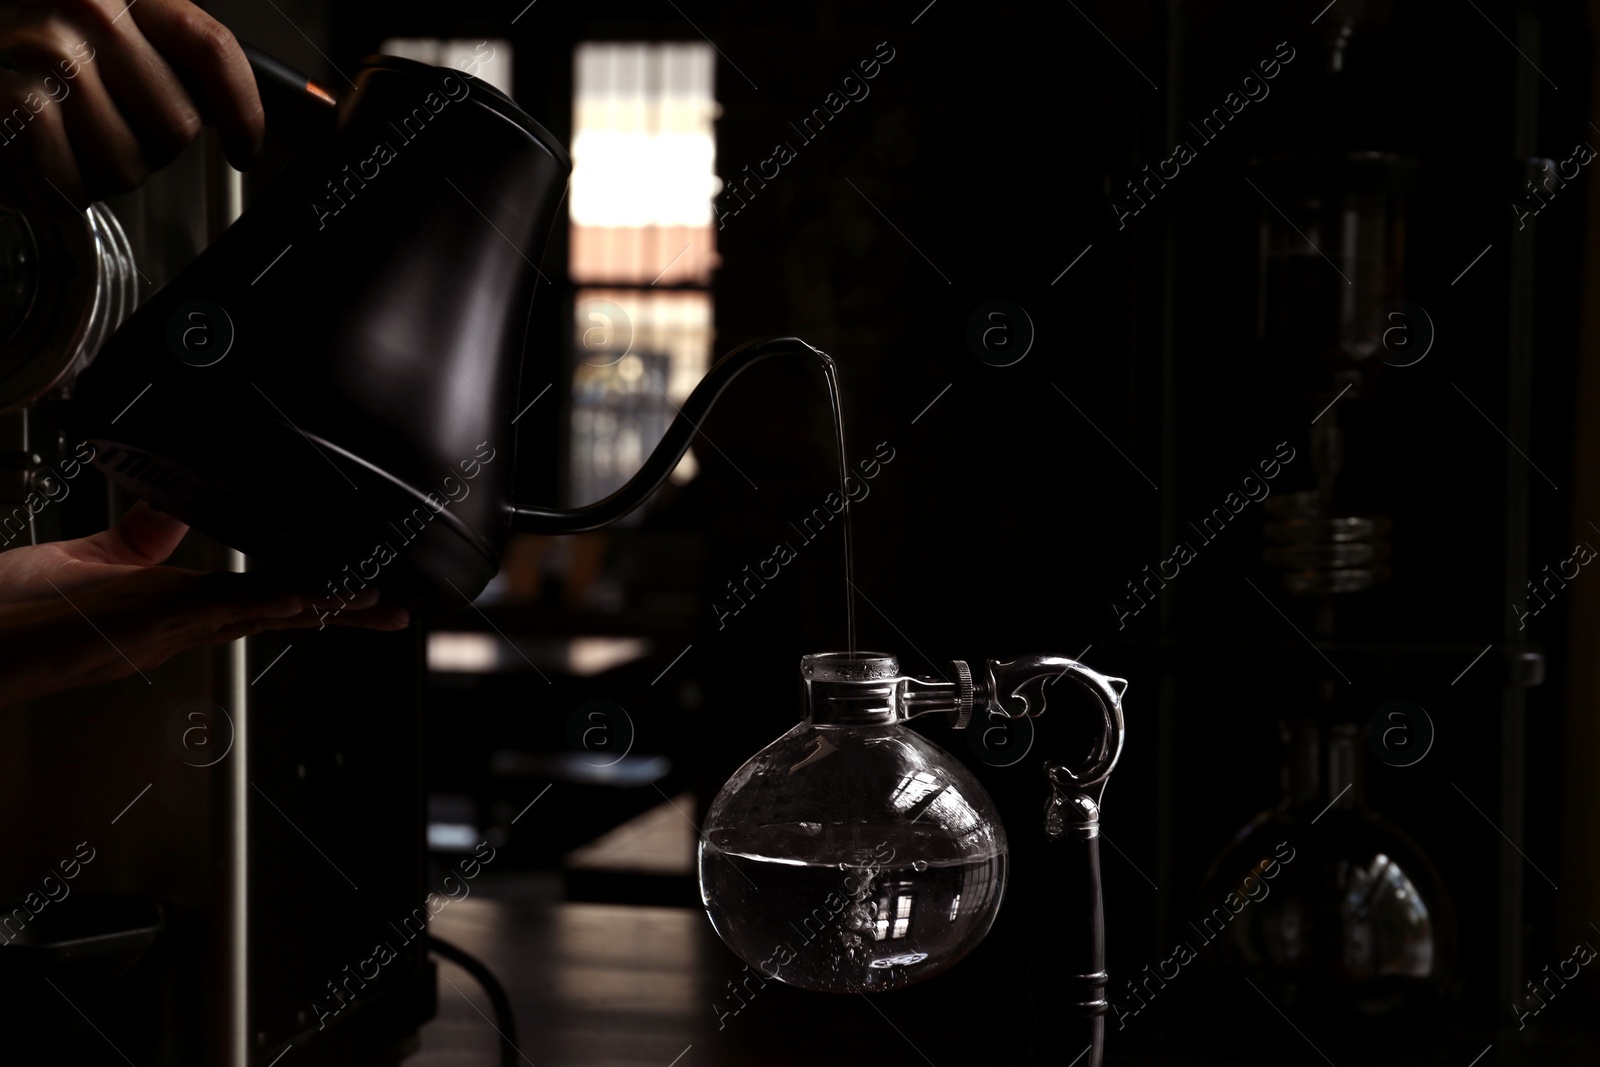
[
  {"left": 873, "top": 889, "right": 915, "bottom": 940},
  {"left": 379, "top": 37, "right": 514, "bottom": 95},
  {"left": 567, "top": 42, "right": 718, "bottom": 509}
]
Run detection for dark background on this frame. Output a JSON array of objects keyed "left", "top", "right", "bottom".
[{"left": 259, "top": 0, "right": 1599, "bottom": 1061}]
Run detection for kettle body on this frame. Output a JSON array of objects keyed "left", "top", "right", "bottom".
[{"left": 68, "top": 54, "right": 571, "bottom": 606}]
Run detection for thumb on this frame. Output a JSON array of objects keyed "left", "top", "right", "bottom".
[{"left": 79, "top": 500, "right": 190, "bottom": 566}]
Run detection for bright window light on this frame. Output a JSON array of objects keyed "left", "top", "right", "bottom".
[
  {"left": 571, "top": 42, "right": 718, "bottom": 229},
  {"left": 380, "top": 37, "right": 514, "bottom": 96},
  {"left": 568, "top": 41, "right": 718, "bottom": 506}
]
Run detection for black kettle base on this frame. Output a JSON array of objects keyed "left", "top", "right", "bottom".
[{"left": 88, "top": 430, "right": 501, "bottom": 613}]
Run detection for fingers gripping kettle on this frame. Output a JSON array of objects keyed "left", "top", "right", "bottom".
[
  {"left": 69, "top": 48, "right": 823, "bottom": 609},
  {"left": 66, "top": 49, "right": 570, "bottom": 606}
]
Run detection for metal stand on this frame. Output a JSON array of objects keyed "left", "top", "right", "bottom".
[{"left": 907, "top": 655, "right": 1127, "bottom": 1067}]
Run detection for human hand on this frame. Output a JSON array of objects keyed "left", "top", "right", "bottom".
[
  {"left": 0, "top": 501, "right": 409, "bottom": 707},
  {"left": 0, "top": 0, "right": 264, "bottom": 209}
]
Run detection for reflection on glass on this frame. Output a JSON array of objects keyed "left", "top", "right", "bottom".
[
  {"left": 1198, "top": 722, "right": 1455, "bottom": 1019},
  {"left": 888, "top": 769, "right": 941, "bottom": 812},
  {"left": 700, "top": 720, "right": 1007, "bottom": 993}
]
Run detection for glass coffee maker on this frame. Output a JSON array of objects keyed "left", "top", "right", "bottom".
[{"left": 697, "top": 651, "right": 1127, "bottom": 1065}]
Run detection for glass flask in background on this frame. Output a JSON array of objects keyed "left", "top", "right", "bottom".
[{"left": 1196, "top": 719, "right": 1456, "bottom": 1020}]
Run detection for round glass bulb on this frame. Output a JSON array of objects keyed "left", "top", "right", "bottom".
[{"left": 698, "top": 653, "right": 1008, "bottom": 993}]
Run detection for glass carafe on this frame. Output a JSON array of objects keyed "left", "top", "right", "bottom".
[
  {"left": 1197, "top": 720, "right": 1456, "bottom": 1019},
  {"left": 699, "top": 652, "right": 1008, "bottom": 993}
]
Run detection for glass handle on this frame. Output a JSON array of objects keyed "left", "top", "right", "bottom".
[{"left": 985, "top": 655, "right": 1126, "bottom": 794}]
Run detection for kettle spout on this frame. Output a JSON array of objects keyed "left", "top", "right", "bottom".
[{"left": 509, "top": 336, "right": 833, "bottom": 535}]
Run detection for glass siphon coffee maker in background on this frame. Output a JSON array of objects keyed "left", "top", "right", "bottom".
[
  {"left": 1197, "top": 719, "right": 1456, "bottom": 1023},
  {"left": 1200, "top": 6, "right": 1460, "bottom": 1035}
]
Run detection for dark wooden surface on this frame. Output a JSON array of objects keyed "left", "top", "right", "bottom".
[
  {"left": 415, "top": 899, "right": 709, "bottom": 1067},
  {"left": 409, "top": 897, "right": 1600, "bottom": 1067},
  {"left": 412, "top": 897, "right": 992, "bottom": 1067}
]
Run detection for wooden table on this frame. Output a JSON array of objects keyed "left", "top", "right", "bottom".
[
  {"left": 407, "top": 896, "right": 1600, "bottom": 1067},
  {"left": 412, "top": 897, "right": 994, "bottom": 1067},
  {"left": 416, "top": 899, "right": 709, "bottom": 1067}
]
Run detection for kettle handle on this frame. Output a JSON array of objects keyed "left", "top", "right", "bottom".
[
  {"left": 239, "top": 42, "right": 339, "bottom": 141},
  {"left": 509, "top": 336, "right": 834, "bottom": 534}
]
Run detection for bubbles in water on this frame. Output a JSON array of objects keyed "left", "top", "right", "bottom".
[{"left": 699, "top": 822, "right": 1007, "bottom": 993}]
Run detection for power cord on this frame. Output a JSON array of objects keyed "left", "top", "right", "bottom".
[{"left": 427, "top": 935, "right": 519, "bottom": 1067}]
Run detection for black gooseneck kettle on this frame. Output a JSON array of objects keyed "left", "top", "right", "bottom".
[{"left": 67, "top": 49, "right": 827, "bottom": 608}]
